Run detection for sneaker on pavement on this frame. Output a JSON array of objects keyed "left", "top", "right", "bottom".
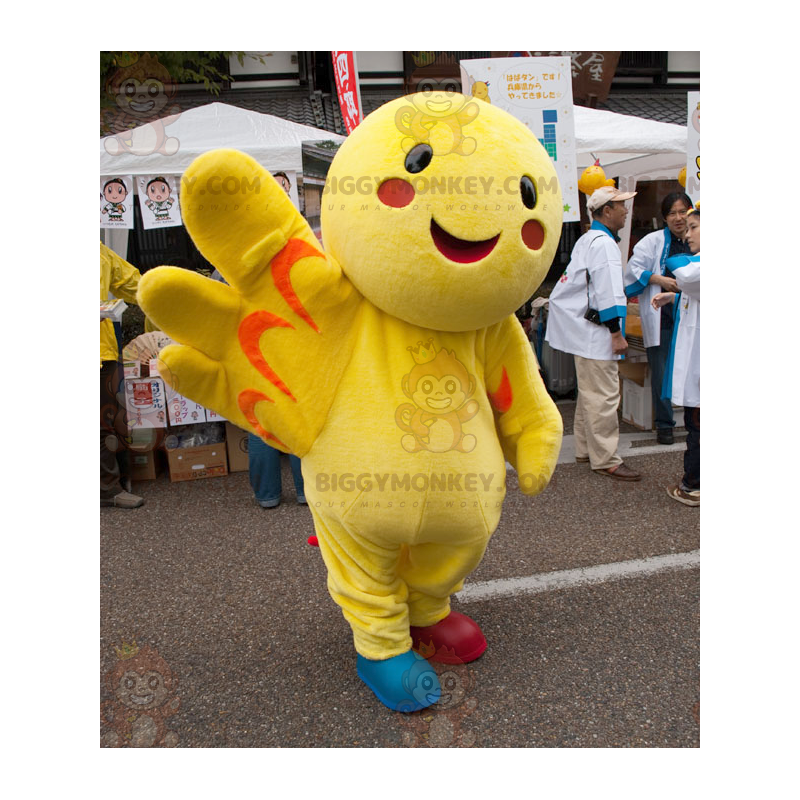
[
  {"left": 667, "top": 485, "right": 700, "bottom": 506},
  {"left": 259, "top": 498, "right": 281, "bottom": 509},
  {"left": 297, "top": 495, "right": 307, "bottom": 505},
  {"left": 101, "top": 491, "right": 144, "bottom": 509}
]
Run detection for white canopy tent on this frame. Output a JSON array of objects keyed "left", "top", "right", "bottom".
[
  {"left": 573, "top": 105, "right": 688, "bottom": 263},
  {"left": 100, "top": 101, "right": 687, "bottom": 262},
  {"left": 100, "top": 99, "right": 686, "bottom": 181},
  {"left": 100, "top": 101, "right": 345, "bottom": 176},
  {"left": 100, "top": 103, "right": 345, "bottom": 255},
  {"left": 574, "top": 105, "right": 687, "bottom": 174}
]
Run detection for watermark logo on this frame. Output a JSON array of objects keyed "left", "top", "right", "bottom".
[
  {"left": 396, "top": 653, "right": 478, "bottom": 747},
  {"left": 394, "top": 90, "right": 480, "bottom": 157},
  {"left": 103, "top": 53, "right": 181, "bottom": 157},
  {"left": 101, "top": 640, "right": 180, "bottom": 747},
  {"left": 396, "top": 340, "right": 478, "bottom": 454}
]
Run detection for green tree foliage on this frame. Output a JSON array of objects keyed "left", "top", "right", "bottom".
[{"left": 100, "top": 51, "right": 261, "bottom": 134}]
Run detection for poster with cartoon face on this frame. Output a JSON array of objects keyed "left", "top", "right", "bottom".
[
  {"left": 686, "top": 92, "right": 700, "bottom": 202},
  {"left": 460, "top": 57, "right": 579, "bottom": 223},
  {"left": 136, "top": 175, "right": 183, "bottom": 229},
  {"left": 272, "top": 169, "right": 298, "bottom": 209},
  {"left": 124, "top": 377, "right": 168, "bottom": 429},
  {"left": 100, "top": 176, "right": 134, "bottom": 229}
]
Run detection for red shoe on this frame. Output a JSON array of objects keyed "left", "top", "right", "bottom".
[{"left": 410, "top": 611, "right": 487, "bottom": 664}]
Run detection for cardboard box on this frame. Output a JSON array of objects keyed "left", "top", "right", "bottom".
[
  {"left": 166, "top": 443, "right": 228, "bottom": 482},
  {"left": 620, "top": 361, "right": 653, "bottom": 430},
  {"left": 225, "top": 423, "right": 249, "bottom": 472},
  {"left": 129, "top": 448, "right": 162, "bottom": 481},
  {"left": 618, "top": 360, "right": 648, "bottom": 386}
]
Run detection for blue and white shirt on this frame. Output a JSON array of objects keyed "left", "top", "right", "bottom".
[
  {"left": 624, "top": 228, "right": 689, "bottom": 348},
  {"left": 663, "top": 254, "right": 700, "bottom": 408},
  {"left": 545, "top": 221, "right": 627, "bottom": 361}
]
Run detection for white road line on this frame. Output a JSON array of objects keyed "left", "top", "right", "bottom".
[
  {"left": 555, "top": 432, "right": 686, "bottom": 465},
  {"left": 456, "top": 550, "right": 700, "bottom": 603}
]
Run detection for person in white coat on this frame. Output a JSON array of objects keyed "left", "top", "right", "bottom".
[
  {"left": 652, "top": 207, "right": 700, "bottom": 506},
  {"left": 624, "top": 192, "right": 694, "bottom": 444},
  {"left": 546, "top": 186, "right": 641, "bottom": 481}
]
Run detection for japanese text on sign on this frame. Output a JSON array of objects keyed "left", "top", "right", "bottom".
[{"left": 331, "top": 51, "right": 362, "bottom": 134}]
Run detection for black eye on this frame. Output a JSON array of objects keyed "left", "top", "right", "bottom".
[
  {"left": 405, "top": 144, "right": 433, "bottom": 174},
  {"left": 520, "top": 176, "right": 537, "bottom": 209}
]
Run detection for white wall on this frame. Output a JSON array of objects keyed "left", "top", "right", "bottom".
[
  {"left": 667, "top": 52, "right": 700, "bottom": 73},
  {"left": 229, "top": 52, "right": 300, "bottom": 88}
]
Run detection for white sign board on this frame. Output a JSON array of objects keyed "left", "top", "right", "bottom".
[
  {"left": 136, "top": 174, "right": 183, "bottom": 230},
  {"left": 100, "top": 175, "right": 134, "bottom": 229},
  {"left": 460, "top": 57, "right": 579, "bottom": 222},
  {"left": 686, "top": 92, "right": 700, "bottom": 202},
  {"left": 124, "top": 377, "right": 168, "bottom": 429}
]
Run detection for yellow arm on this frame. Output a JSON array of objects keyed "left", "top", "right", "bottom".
[
  {"left": 137, "top": 149, "right": 362, "bottom": 456},
  {"left": 484, "top": 315, "right": 563, "bottom": 496}
]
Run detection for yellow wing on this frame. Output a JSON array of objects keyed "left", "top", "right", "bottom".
[{"left": 138, "top": 149, "right": 362, "bottom": 455}]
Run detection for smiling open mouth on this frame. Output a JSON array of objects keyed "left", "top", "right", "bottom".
[
  {"left": 426, "top": 397, "right": 452, "bottom": 409},
  {"left": 430, "top": 218, "right": 500, "bottom": 264}
]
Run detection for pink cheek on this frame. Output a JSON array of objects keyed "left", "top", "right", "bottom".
[
  {"left": 522, "top": 219, "right": 545, "bottom": 250},
  {"left": 377, "top": 179, "right": 415, "bottom": 208}
]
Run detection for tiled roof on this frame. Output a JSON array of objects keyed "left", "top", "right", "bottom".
[
  {"left": 102, "top": 87, "right": 688, "bottom": 138},
  {"left": 599, "top": 92, "right": 688, "bottom": 125}
]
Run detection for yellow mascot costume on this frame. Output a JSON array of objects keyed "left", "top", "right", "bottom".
[{"left": 138, "top": 92, "right": 564, "bottom": 713}]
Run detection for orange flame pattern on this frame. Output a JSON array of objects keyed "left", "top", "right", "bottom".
[
  {"left": 488, "top": 367, "right": 513, "bottom": 414},
  {"left": 236, "top": 238, "right": 324, "bottom": 447}
]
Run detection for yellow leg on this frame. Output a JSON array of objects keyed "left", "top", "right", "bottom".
[
  {"left": 400, "top": 538, "right": 489, "bottom": 628},
  {"left": 314, "top": 516, "right": 412, "bottom": 660}
]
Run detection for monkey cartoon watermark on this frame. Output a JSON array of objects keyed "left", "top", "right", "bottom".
[
  {"left": 394, "top": 89, "right": 480, "bottom": 157},
  {"left": 395, "top": 647, "right": 478, "bottom": 747},
  {"left": 101, "top": 641, "right": 180, "bottom": 747},
  {"left": 396, "top": 340, "right": 479, "bottom": 454},
  {"left": 103, "top": 53, "right": 181, "bottom": 158}
]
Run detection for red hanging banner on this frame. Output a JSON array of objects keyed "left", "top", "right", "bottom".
[{"left": 331, "top": 51, "right": 362, "bottom": 134}]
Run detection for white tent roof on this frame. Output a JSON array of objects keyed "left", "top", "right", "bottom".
[
  {"left": 100, "top": 99, "right": 686, "bottom": 179},
  {"left": 573, "top": 105, "right": 687, "bottom": 173},
  {"left": 100, "top": 102, "right": 345, "bottom": 176}
]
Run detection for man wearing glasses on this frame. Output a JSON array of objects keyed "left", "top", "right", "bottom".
[{"left": 624, "top": 192, "right": 694, "bottom": 444}]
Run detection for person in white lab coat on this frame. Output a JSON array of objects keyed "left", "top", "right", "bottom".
[
  {"left": 546, "top": 186, "right": 641, "bottom": 481},
  {"left": 624, "top": 192, "right": 694, "bottom": 444},
  {"left": 652, "top": 207, "right": 700, "bottom": 506}
]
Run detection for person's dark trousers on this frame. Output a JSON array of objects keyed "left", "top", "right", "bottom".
[
  {"left": 682, "top": 406, "right": 700, "bottom": 491},
  {"left": 100, "top": 361, "right": 128, "bottom": 500},
  {"left": 647, "top": 318, "right": 675, "bottom": 432}
]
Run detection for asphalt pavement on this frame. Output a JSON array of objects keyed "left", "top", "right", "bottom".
[{"left": 100, "top": 400, "right": 699, "bottom": 748}]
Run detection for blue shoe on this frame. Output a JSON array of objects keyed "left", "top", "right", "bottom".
[
  {"left": 258, "top": 498, "right": 280, "bottom": 508},
  {"left": 357, "top": 650, "right": 441, "bottom": 713}
]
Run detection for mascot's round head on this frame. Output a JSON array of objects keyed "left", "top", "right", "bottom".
[{"left": 321, "top": 93, "right": 563, "bottom": 332}]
